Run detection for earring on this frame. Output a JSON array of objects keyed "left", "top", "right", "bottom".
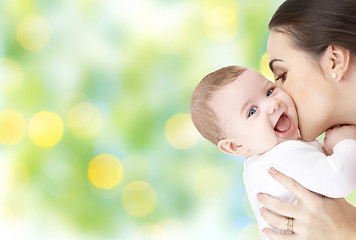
[{"left": 332, "top": 72, "right": 338, "bottom": 79}]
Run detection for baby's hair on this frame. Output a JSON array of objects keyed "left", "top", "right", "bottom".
[{"left": 191, "top": 65, "right": 247, "bottom": 145}]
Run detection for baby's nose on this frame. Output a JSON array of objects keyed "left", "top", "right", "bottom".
[{"left": 267, "top": 99, "right": 280, "bottom": 115}]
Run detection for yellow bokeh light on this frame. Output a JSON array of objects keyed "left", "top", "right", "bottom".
[
  {"left": 17, "top": 15, "right": 52, "bottom": 51},
  {"left": 67, "top": 102, "right": 104, "bottom": 139},
  {"left": 204, "top": 0, "right": 239, "bottom": 42},
  {"left": 121, "top": 181, "right": 157, "bottom": 217},
  {"left": 28, "top": 111, "right": 63, "bottom": 147},
  {"left": 6, "top": 162, "right": 31, "bottom": 194},
  {"left": 259, "top": 52, "right": 274, "bottom": 81},
  {"left": 88, "top": 154, "right": 123, "bottom": 190},
  {"left": 0, "top": 59, "right": 23, "bottom": 94},
  {"left": 135, "top": 220, "right": 187, "bottom": 240},
  {"left": 165, "top": 113, "right": 199, "bottom": 149},
  {"left": 0, "top": 110, "right": 26, "bottom": 145}
]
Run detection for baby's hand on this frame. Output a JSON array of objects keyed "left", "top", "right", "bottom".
[{"left": 324, "top": 124, "right": 356, "bottom": 154}]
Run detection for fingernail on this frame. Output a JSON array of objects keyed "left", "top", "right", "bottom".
[
  {"left": 257, "top": 193, "right": 263, "bottom": 201},
  {"left": 268, "top": 167, "right": 278, "bottom": 175}
]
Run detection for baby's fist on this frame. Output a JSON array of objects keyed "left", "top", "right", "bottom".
[{"left": 324, "top": 124, "right": 356, "bottom": 153}]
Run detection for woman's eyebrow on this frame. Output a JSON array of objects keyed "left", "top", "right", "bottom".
[{"left": 269, "top": 59, "right": 283, "bottom": 72}]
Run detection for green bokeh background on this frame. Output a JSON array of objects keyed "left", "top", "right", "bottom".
[{"left": 4, "top": 0, "right": 354, "bottom": 239}]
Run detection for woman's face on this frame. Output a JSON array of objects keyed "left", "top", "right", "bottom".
[{"left": 267, "top": 31, "right": 336, "bottom": 141}]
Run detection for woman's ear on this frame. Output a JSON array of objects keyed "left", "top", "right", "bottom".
[
  {"left": 217, "top": 138, "right": 248, "bottom": 157},
  {"left": 321, "top": 45, "right": 350, "bottom": 82}
]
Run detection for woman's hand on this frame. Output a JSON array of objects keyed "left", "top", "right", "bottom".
[{"left": 257, "top": 168, "right": 356, "bottom": 240}]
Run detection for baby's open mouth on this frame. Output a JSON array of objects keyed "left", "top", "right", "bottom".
[
  {"left": 274, "top": 113, "right": 292, "bottom": 133},
  {"left": 274, "top": 113, "right": 296, "bottom": 138}
]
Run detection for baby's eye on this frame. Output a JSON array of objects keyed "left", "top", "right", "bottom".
[
  {"left": 275, "top": 72, "right": 287, "bottom": 84},
  {"left": 248, "top": 107, "right": 257, "bottom": 117},
  {"left": 267, "top": 88, "right": 273, "bottom": 97}
]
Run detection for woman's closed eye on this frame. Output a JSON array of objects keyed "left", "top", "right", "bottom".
[{"left": 275, "top": 72, "right": 287, "bottom": 84}]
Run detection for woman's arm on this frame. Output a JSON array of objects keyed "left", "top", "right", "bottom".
[{"left": 257, "top": 168, "right": 356, "bottom": 240}]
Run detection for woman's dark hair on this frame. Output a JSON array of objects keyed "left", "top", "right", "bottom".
[{"left": 269, "top": 0, "right": 356, "bottom": 58}]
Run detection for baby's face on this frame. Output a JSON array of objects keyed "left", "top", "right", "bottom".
[{"left": 211, "top": 68, "right": 299, "bottom": 156}]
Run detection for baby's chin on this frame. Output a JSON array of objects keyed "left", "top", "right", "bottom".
[
  {"left": 276, "top": 129, "right": 300, "bottom": 144},
  {"left": 246, "top": 129, "right": 300, "bottom": 158},
  {"left": 262, "top": 130, "right": 300, "bottom": 154}
]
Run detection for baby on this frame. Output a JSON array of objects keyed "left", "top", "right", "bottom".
[{"left": 190, "top": 65, "right": 356, "bottom": 239}]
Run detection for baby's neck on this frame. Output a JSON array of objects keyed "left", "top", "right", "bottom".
[{"left": 247, "top": 137, "right": 301, "bottom": 158}]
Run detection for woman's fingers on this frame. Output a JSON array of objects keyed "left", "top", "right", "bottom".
[
  {"left": 263, "top": 228, "right": 297, "bottom": 240},
  {"left": 268, "top": 167, "right": 312, "bottom": 200},
  {"left": 257, "top": 193, "right": 297, "bottom": 218},
  {"left": 260, "top": 207, "right": 294, "bottom": 231}
]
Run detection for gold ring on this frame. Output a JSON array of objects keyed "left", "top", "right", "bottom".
[{"left": 285, "top": 217, "right": 294, "bottom": 232}]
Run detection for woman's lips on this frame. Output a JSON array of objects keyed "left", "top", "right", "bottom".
[{"left": 274, "top": 113, "right": 296, "bottom": 138}]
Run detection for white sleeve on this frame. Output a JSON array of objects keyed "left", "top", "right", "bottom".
[{"left": 268, "top": 139, "right": 356, "bottom": 198}]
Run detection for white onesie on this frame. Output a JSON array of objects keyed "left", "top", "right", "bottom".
[{"left": 243, "top": 139, "right": 356, "bottom": 240}]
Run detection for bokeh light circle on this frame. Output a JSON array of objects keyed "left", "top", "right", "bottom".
[
  {"left": 17, "top": 15, "right": 52, "bottom": 51},
  {"left": 165, "top": 113, "right": 199, "bottom": 149},
  {"left": 121, "top": 181, "right": 157, "bottom": 217},
  {"left": 28, "top": 111, "right": 64, "bottom": 147},
  {"left": 7, "top": 162, "right": 31, "bottom": 194},
  {"left": 260, "top": 52, "right": 274, "bottom": 81},
  {"left": 0, "top": 59, "right": 23, "bottom": 93},
  {"left": 88, "top": 154, "right": 123, "bottom": 190},
  {"left": 0, "top": 110, "right": 26, "bottom": 145},
  {"left": 204, "top": 1, "right": 239, "bottom": 42},
  {"left": 135, "top": 219, "right": 187, "bottom": 240},
  {"left": 68, "top": 102, "right": 104, "bottom": 139}
]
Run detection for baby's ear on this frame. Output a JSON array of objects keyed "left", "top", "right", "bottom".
[{"left": 218, "top": 138, "right": 248, "bottom": 157}]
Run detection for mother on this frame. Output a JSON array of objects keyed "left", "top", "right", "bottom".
[{"left": 258, "top": 0, "right": 356, "bottom": 239}]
